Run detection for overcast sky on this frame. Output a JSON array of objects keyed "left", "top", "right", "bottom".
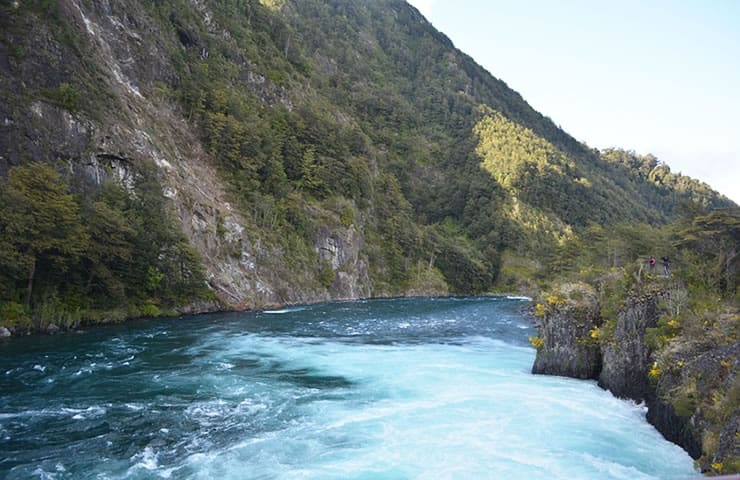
[{"left": 407, "top": 0, "right": 740, "bottom": 204}]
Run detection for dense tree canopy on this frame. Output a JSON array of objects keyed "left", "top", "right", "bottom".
[
  {"left": 0, "top": 0, "right": 735, "bottom": 324},
  {"left": 0, "top": 163, "right": 209, "bottom": 328}
]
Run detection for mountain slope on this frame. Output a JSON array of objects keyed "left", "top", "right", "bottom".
[{"left": 0, "top": 0, "right": 734, "bottom": 321}]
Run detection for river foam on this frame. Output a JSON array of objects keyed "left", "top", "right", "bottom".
[{"left": 0, "top": 297, "right": 695, "bottom": 479}]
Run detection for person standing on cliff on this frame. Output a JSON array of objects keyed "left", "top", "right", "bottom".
[{"left": 661, "top": 256, "right": 670, "bottom": 276}]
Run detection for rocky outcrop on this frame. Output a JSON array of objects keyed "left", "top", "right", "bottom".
[
  {"left": 45, "top": 323, "right": 61, "bottom": 335},
  {"left": 645, "top": 397, "right": 703, "bottom": 459},
  {"left": 532, "top": 287, "right": 667, "bottom": 394},
  {"left": 532, "top": 282, "right": 602, "bottom": 379},
  {"left": 649, "top": 341, "right": 739, "bottom": 471},
  {"left": 533, "top": 282, "right": 740, "bottom": 473},
  {"left": 716, "top": 413, "right": 739, "bottom": 471},
  {"left": 598, "top": 293, "right": 665, "bottom": 401},
  {"left": 315, "top": 224, "right": 371, "bottom": 300},
  {"left": 175, "top": 299, "right": 223, "bottom": 316}
]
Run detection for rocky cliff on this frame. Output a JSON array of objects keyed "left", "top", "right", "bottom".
[
  {"left": 647, "top": 329, "right": 739, "bottom": 471},
  {"left": 531, "top": 282, "right": 601, "bottom": 379},
  {"left": 0, "top": 0, "right": 386, "bottom": 313},
  {"left": 598, "top": 293, "right": 665, "bottom": 401},
  {"left": 532, "top": 281, "right": 739, "bottom": 474}
]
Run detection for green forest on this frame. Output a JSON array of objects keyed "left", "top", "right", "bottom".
[
  {"left": 0, "top": 0, "right": 734, "bottom": 332},
  {"left": 0, "top": 162, "right": 211, "bottom": 328}
]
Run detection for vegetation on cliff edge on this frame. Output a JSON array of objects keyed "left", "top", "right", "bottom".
[{"left": 531, "top": 209, "right": 738, "bottom": 474}]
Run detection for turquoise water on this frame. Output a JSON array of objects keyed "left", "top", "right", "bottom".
[{"left": 0, "top": 297, "right": 696, "bottom": 479}]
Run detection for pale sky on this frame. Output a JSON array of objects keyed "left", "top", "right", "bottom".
[{"left": 407, "top": 0, "right": 740, "bottom": 204}]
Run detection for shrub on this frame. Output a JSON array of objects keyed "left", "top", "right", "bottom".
[
  {"left": 139, "top": 303, "right": 161, "bottom": 318},
  {"left": 317, "top": 260, "right": 335, "bottom": 289},
  {"left": 41, "top": 82, "right": 81, "bottom": 112},
  {"left": 0, "top": 301, "right": 31, "bottom": 328},
  {"left": 645, "top": 315, "right": 682, "bottom": 349},
  {"left": 34, "top": 292, "right": 83, "bottom": 329},
  {"left": 589, "top": 326, "right": 600, "bottom": 339},
  {"left": 529, "top": 336, "right": 545, "bottom": 349},
  {"left": 547, "top": 294, "right": 565, "bottom": 306}
]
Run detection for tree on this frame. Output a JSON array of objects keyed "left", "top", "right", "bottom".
[
  {"left": 84, "top": 198, "right": 135, "bottom": 302},
  {"left": 0, "top": 163, "right": 88, "bottom": 306},
  {"left": 676, "top": 209, "right": 740, "bottom": 296}
]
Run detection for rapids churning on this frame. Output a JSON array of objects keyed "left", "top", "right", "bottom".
[{"left": 0, "top": 297, "right": 695, "bottom": 479}]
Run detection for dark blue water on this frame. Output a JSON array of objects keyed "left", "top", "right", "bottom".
[{"left": 0, "top": 297, "right": 695, "bottom": 479}]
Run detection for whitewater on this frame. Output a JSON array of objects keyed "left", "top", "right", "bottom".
[{"left": 0, "top": 297, "right": 695, "bottom": 479}]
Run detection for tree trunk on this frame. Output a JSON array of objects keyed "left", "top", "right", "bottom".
[
  {"left": 86, "top": 263, "right": 96, "bottom": 291},
  {"left": 25, "top": 257, "right": 36, "bottom": 307}
]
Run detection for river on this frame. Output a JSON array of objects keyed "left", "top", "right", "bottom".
[{"left": 0, "top": 297, "right": 695, "bottom": 479}]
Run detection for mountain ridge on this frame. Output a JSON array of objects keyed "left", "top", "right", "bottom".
[{"left": 0, "top": 0, "right": 733, "bottom": 315}]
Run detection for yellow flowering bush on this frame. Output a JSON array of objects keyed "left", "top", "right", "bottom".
[
  {"left": 529, "top": 336, "right": 545, "bottom": 349},
  {"left": 648, "top": 362, "right": 662, "bottom": 378},
  {"left": 534, "top": 303, "right": 546, "bottom": 317},
  {"left": 589, "top": 326, "right": 600, "bottom": 340},
  {"left": 546, "top": 295, "right": 566, "bottom": 306}
]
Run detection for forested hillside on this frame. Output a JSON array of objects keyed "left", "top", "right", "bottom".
[
  {"left": 0, "top": 0, "right": 734, "bottom": 326},
  {"left": 0, "top": 0, "right": 738, "bottom": 473}
]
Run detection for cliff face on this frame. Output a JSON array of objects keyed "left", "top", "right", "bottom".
[
  {"left": 0, "top": 0, "right": 383, "bottom": 311},
  {"left": 533, "top": 289, "right": 686, "bottom": 447},
  {"left": 531, "top": 282, "right": 601, "bottom": 379},
  {"left": 598, "top": 294, "right": 664, "bottom": 401},
  {"left": 533, "top": 284, "right": 739, "bottom": 473},
  {"left": 648, "top": 337, "right": 739, "bottom": 469}
]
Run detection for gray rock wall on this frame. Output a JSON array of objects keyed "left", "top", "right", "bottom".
[
  {"left": 532, "top": 283, "right": 602, "bottom": 379},
  {"left": 598, "top": 294, "right": 665, "bottom": 401},
  {"left": 532, "top": 308, "right": 602, "bottom": 379}
]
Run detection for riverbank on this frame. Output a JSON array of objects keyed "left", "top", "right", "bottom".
[
  {"left": 0, "top": 292, "right": 533, "bottom": 339},
  {"left": 530, "top": 278, "right": 739, "bottom": 475}
]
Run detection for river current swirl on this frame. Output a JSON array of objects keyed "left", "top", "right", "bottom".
[{"left": 0, "top": 297, "right": 695, "bottom": 479}]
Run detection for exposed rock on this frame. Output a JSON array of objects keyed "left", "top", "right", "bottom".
[
  {"left": 532, "top": 282, "right": 602, "bottom": 379},
  {"left": 533, "top": 281, "right": 739, "bottom": 469},
  {"left": 648, "top": 341, "right": 739, "bottom": 468},
  {"left": 716, "top": 413, "right": 739, "bottom": 470},
  {"left": 0, "top": 327, "right": 11, "bottom": 337},
  {"left": 316, "top": 225, "right": 351, "bottom": 270},
  {"left": 46, "top": 323, "right": 60, "bottom": 335},
  {"left": 176, "top": 298, "right": 223, "bottom": 316},
  {"left": 645, "top": 395, "right": 703, "bottom": 459},
  {"left": 314, "top": 223, "right": 371, "bottom": 300},
  {"left": 599, "top": 293, "right": 666, "bottom": 401}
]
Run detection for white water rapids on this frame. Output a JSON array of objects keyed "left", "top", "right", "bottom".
[{"left": 0, "top": 298, "right": 696, "bottom": 479}]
